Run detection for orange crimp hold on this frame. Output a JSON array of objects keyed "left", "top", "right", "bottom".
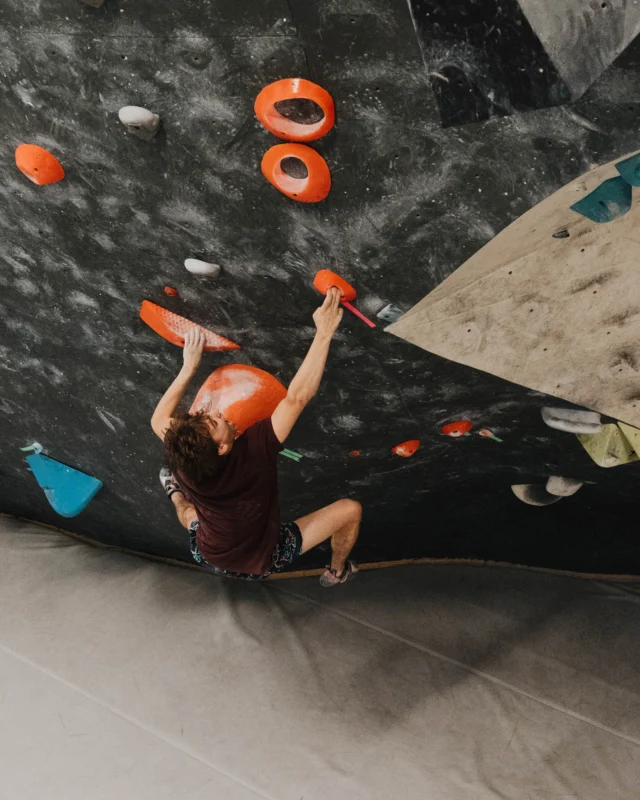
[
  {"left": 261, "top": 144, "right": 331, "bottom": 203},
  {"left": 254, "top": 78, "right": 335, "bottom": 142},
  {"left": 15, "top": 144, "right": 65, "bottom": 186},
  {"left": 313, "top": 270, "right": 356, "bottom": 301},
  {"left": 140, "top": 300, "right": 240, "bottom": 352},
  {"left": 392, "top": 440, "right": 420, "bottom": 457}
]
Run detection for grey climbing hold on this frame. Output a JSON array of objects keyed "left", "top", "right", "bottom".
[
  {"left": 511, "top": 484, "right": 563, "bottom": 506},
  {"left": 118, "top": 106, "right": 161, "bottom": 141},
  {"left": 377, "top": 303, "right": 404, "bottom": 324},
  {"left": 546, "top": 475, "right": 583, "bottom": 497},
  {"left": 569, "top": 176, "right": 631, "bottom": 224},
  {"left": 184, "top": 258, "right": 221, "bottom": 277},
  {"left": 541, "top": 407, "right": 602, "bottom": 435},
  {"left": 615, "top": 153, "right": 640, "bottom": 187},
  {"left": 79, "top": 0, "right": 105, "bottom": 6}
]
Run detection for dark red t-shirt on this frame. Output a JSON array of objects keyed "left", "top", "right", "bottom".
[{"left": 177, "top": 418, "right": 282, "bottom": 574}]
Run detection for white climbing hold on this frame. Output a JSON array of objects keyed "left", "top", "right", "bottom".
[
  {"left": 118, "top": 106, "right": 161, "bottom": 140},
  {"left": 541, "top": 407, "right": 602, "bottom": 435},
  {"left": 184, "top": 258, "right": 221, "bottom": 277},
  {"left": 546, "top": 475, "right": 584, "bottom": 497},
  {"left": 377, "top": 303, "right": 404, "bottom": 324},
  {"left": 511, "top": 484, "right": 563, "bottom": 506}
]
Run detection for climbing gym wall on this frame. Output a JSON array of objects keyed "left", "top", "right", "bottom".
[{"left": 2, "top": 0, "right": 640, "bottom": 576}]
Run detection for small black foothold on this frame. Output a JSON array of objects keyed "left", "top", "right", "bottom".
[{"left": 552, "top": 229, "right": 569, "bottom": 239}]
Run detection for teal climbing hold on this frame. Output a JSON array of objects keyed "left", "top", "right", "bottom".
[
  {"left": 615, "top": 153, "right": 640, "bottom": 186},
  {"left": 570, "top": 176, "right": 631, "bottom": 223},
  {"left": 26, "top": 454, "right": 102, "bottom": 517}
]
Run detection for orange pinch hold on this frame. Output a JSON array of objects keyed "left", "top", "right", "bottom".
[
  {"left": 313, "top": 269, "right": 356, "bottom": 301},
  {"left": 441, "top": 420, "right": 473, "bottom": 437},
  {"left": 15, "top": 144, "right": 65, "bottom": 186},
  {"left": 163, "top": 286, "right": 179, "bottom": 296},
  {"left": 139, "top": 300, "right": 240, "bottom": 352},
  {"left": 261, "top": 143, "right": 331, "bottom": 203},
  {"left": 190, "top": 365, "right": 286, "bottom": 436},
  {"left": 254, "top": 78, "right": 335, "bottom": 142},
  {"left": 392, "top": 440, "right": 420, "bottom": 457}
]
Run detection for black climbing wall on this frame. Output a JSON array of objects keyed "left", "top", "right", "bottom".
[{"left": 2, "top": 0, "right": 640, "bottom": 575}]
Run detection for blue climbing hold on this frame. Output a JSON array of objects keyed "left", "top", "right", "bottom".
[
  {"left": 615, "top": 153, "right": 640, "bottom": 186},
  {"left": 26, "top": 454, "right": 102, "bottom": 517},
  {"left": 570, "top": 176, "right": 631, "bottom": 223}
]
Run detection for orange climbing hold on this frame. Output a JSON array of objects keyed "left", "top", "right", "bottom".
[
  {"left": 254, "top": 78, "right": 335, "bottom": 142},
  {"left": 313, "top": 269, "right": 356, "bottom": 301},
  {"left": 348, "top": 450, "right": 361, "bottom": 458},
  {"left": 163, "top": 286, "right": 179, "bottom": 296},
  {"left": 392, "top": 440, "right": 420, "bottom": 457},
  {"left": 261, "top": 143, "right": 331, "bottom": 203},
  {"left": 139, "top": 300, "right": 240, "bottom": 352},
  {"left": 15, "top": 144, "right": 65, "bottom": 186},
  {"left": 190, "top": 365, "right": 286, "bottom": 435},
  {"left": 313, "top": 269, "right": 376, "bottom": 328},
  {"left": 441, "top": 420, "right": 473, "bottom": 437}
]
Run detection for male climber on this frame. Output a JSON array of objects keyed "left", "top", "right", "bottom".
[{"left": 151, "top": 288, "right": 361, "bottom": 585}]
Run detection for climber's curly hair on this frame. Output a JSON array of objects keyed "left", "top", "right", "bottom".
[{"left": 163, "top": 411, "right": 223, "bottom": 484}]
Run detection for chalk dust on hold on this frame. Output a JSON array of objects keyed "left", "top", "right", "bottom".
[{"left": 193, "top": 369, "right": 262, "bottom": 416}]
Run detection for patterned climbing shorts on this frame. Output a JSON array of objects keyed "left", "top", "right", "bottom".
[{"left": 188, "top": 520, "right": 303, "bottom": 580}]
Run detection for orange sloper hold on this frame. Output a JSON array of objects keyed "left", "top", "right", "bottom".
[
  {"left": 140, "top": 300, "right": 240, "bottom": 352},
  {"left": 15, "top": 144, "right": 65, "bottom": 185},
  {"left": 392, "top": 440, "right": 420, "bottom": 457},
  {"left": 190, "top": 365, "right": 286, "bottom": 435}
]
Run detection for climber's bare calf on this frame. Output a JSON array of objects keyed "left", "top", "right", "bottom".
[{"left": 296, "top": 499, "right": 362, "bottom": 574}]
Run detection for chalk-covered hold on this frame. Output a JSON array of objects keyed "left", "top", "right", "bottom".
[
  {"left": 511, "top": 484, "right": 563, "bottom": 506},
  {"left": 377, "top": 303, "right": 404, "bottom": 324},
  {"left": 118, "top": 106, "right": 161, "bottom": 140},
  {"left": 546, "top": 475, "right": 584, "bottom": 497},
  {"left": 184, "top": 258, "right": 221, "bottom": 277},
  {"left": 541, "top": 407, "right": 602, "bottom": 435}
]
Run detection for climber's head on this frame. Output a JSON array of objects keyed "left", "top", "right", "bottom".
[{"left": 163, "top": 410, "right": 236, "bottom": 484}]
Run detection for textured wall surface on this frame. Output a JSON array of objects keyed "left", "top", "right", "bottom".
[{"left": 2, "top": 0, "right": 640, "bottom": 574}]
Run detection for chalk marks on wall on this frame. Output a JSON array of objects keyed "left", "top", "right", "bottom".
[{"left": 139, "top": 300, "right": 240, "bottom": 352}]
